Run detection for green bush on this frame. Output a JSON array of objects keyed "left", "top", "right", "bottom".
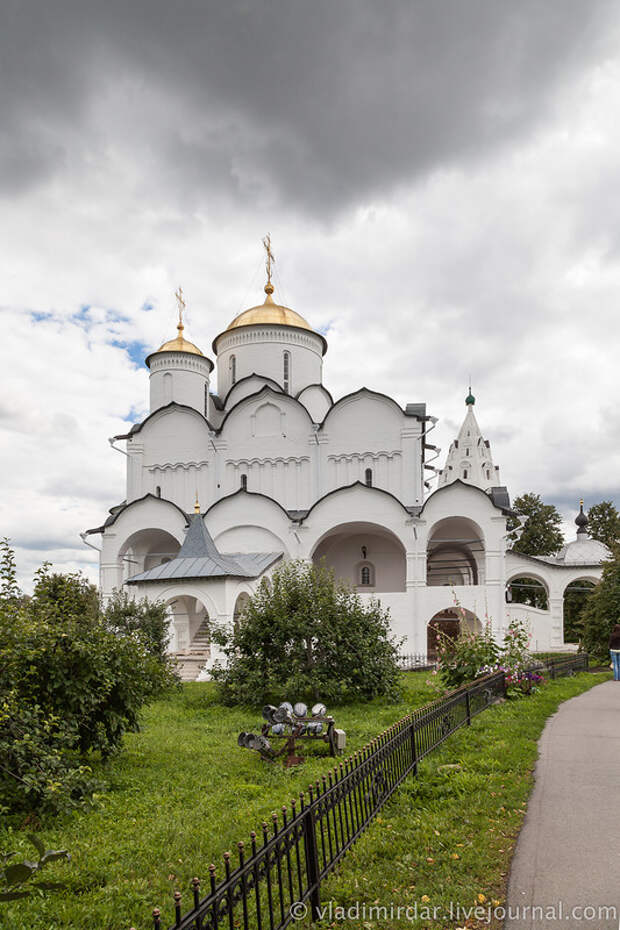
[
  {"left": 0, "top": 694, "right": 101, "bottom": 816},
  {"left": 580, "top": 544, "right": 620, "bottom": 660},
  {"left": 436, "top": 623, "right": 499, "bottom": 689},
  {"left": 0, "top": 542, "right": 178, "bottom": 815},
  {"left": 212, "top": 560, "right": 401, "bottom": 706},
  {"left": 436, "top": 615, "right": 533, "bottom": 690}
]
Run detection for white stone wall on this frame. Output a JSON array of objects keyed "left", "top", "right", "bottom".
[
  {"left": 149, "top": 351, "right": 211, "bottom": 415},
  {"left": 214, "top": 327, "right": 324, "bottom": 398}
]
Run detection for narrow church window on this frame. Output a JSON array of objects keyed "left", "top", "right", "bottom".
[
  {"left": 466, "top": 448, "right": 470, "bottom": 456},
  {"left": 463, "top": 469, "right": 468, "bottom": 479},
  {"left": 365, "top": 468, "right": 373, "bottom": 487},
  {"left": 230, "top": 355, "right": 237, "bottom": 386},
  {"left": 361, "top": 545, "right": 367, "bottom": 559},
  {"left": 359, "top": 562, "right": 375, "bottom": 586},
  {"left": 240, "top": 473, "right": 247, "bottom": 490},
  {"left": 155, "top": 485, "right": 161, "bottom": 498},
  {"left": 283, "top": 351, "right": 290, "bottom": 393}
]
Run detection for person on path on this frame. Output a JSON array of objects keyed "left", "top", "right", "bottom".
[{"left": 609, "top": 623, "right": 620, "bottom": 680}]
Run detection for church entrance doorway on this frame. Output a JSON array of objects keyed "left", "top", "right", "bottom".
[
  {"left": 163, "top": 594, "right": 211, "bottom": 681},
  {"left": 427, "top": 607, "right": 482, "bottom": 659}
]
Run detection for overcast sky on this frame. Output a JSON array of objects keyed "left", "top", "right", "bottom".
[{"left": 2, "top": 0, "right": 620, "bottom": 588}]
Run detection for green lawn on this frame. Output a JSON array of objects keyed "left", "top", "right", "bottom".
[
  {"left": 294, "top": 670, "right": 611, "bottom": 929},
  {"left": 0, "top": 674, "right": 437, "bottom": 930},
  {"left": 0, "top": 670, "right": 610, "bottom": 930}
]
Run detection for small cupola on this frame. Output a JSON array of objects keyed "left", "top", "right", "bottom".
[
  {"left": 145, "top": 288, "right": 213, "bottom": 415},
  {"left": 575, "top": 499, "right": 589, "bottom": 536}
]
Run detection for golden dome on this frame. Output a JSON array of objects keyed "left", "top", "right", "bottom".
[
  {"left": 213, "top": 284, "right": 327, "bottom": 354},
  {"left": 155, "top": 323, "right": 204, "bottom": 357},
  {"left": 145, "top": 321, "right": 209, "bottom": 369}
]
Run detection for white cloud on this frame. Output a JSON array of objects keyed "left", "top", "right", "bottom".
[{"left": 2, "top": 6, "right": 620, "bottom": 589}]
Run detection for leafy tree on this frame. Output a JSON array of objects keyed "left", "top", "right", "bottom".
[
  {"left": 563, "top": 579, "right": 596, "bottom": 644},
  {"left": 508, "top": 576, "right": 548, "bottom": 610},
  {"left": 104, "top": 589, "right": 172, "bottom": 665},
  {"left": 507, "top": 493, "right": 564, "bottom": 556},
  {"left": 0, "top": 544, "right": 178, "bottom": 814},
  {"left": 0, "top": 538, "right": 21, "bottom": 604},
  {"left": 587, "top": 500, "right": 620, "bottom": 550},
  {"left": 212, "top": 560, "right": 401, "bottom": 706},
  {"left": 580, "top": 545, "right": 620, "bottom": 659}
]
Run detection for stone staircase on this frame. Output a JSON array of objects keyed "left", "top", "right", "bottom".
[{"left": 173, "top": 620, "right": 211, "bottom": 682}]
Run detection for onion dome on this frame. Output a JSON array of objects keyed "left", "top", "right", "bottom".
[
  {"left": 212, "top": 282, "right": 327, "bottom": 355},
  {"left": 465, "top": 385, "right": 475, "bottom": 406},
  {"left": 575, "top": 499, "right": 588, "bottom": 535}
]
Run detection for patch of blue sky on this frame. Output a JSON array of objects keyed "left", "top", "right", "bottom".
[
  {"left": 122, "top": 404, "right": 144, "bottom": 423},
  {"left": 105, "top": 309, "right": 131, "bottom": 324},
  {"left": 72, "top": 304, "right": 92, "bottom": 329},
  {"left": 30, "top": 310, "right": 54, "bottom": 323},
  {"left": 317, "top": 319, "right": 335, "bottom": 336},
  {"left": 110, "top": 338, "right": 149, "bottom": 368},
  {"left": 141, "top": 300, "right": 155, "bottom": 312}
]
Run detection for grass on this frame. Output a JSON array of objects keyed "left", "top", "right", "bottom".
[
  {"left": 294, "top": 670, "right": 611, "bottom": 929},
  {"left": 0, "top": 670, "right": 610, "bottom": 929},
  {"left": 0, "top": 674, "right": 436, "bottom": 930}
]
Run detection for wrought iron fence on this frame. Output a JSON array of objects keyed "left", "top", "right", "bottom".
[
  {"left": 529, "top": 652, "right": 589, "bottom": 679},
  {"left": 148, "top": 654, "right": 588, "bottom": 930}
]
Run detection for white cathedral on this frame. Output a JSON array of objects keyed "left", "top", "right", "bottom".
[{"left": 85, "top": 255, "right": 609, "bottom": 678}]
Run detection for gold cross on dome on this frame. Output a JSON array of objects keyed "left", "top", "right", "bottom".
[
  {"left": 262, "top": 234, "right": 275, "bottom": 288},
  {"left": 175, "top": 286, "right": 186, "bottom": 328}
]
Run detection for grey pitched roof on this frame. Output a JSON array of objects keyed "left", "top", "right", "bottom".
[{"left": 125, "top": 514, "right": 282, "bottom": 585}]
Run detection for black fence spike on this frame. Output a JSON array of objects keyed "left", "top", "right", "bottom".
[{"left": 192, "top": 876, "right": 200, "bottom": 910}]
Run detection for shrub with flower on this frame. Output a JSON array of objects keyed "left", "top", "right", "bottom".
[{"left": 435, "top": 603, "right": 543, "bottom": 696}]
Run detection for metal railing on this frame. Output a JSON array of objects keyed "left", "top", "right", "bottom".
[
  {"left": 528, "top": 652, "right": 589, "bottom": 679},
  {"left": 149, "top": 653, "right": 588, "bottom": 930}
]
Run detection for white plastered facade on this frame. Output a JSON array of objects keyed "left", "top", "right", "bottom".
[{"left": 87, "top": 285, "right": 607, "bottom": 672}]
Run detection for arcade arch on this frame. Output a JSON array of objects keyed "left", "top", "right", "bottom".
[
  {"left": 427, "top": 607, "right": 482, "bottom": 658},
  {"left": 426, "top": 516, "right": 485, "bottom": 586},
  {"left": 563, "top": 577, "right": 597, "bottom": 644},
  {"left": 311, "top": 522, "right": 406, "bottom": 592},
  {"left": 118, "top": 528, "right": 181, "bottom": 582},
  {"left": 506, "top": 573, "right": 549, "bottom": 610},
  {"left": 163, "top": 593, "right": 211, "bottom": 655}
]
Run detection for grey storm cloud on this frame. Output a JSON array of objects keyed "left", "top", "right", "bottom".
[{"left": 1, "top": 0, "right": 616, "bottom": 212}]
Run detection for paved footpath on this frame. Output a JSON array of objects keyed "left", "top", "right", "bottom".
[{"left": 505, "top": 680, "right": 620, "bottom": 929}]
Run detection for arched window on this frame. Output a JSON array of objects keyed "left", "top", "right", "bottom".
[
  {"left": 463, "top": 469, "right": 468, "bottom": 479},
  {"left": 466, "top": 448, "right": 470, "bottom": 456},
  {"left": 240, "top": 473, "right": 247, "bottom": 490},
  {"left": 359, "top": 562, "right": 375, "bottom": 586},
  {"left": 204, "top": 384, "right": 209, "bottom": 416},
  {"left": 230, "top": 354, "right": 236, "bottom": 386},
  {"left": 155, "top": 485, "right": 161, "bottom": 498},
  {"left": 486, "top": 469, "right": 491, "bottom": 480},
  {"left": 365, "top": 468, "right": 373, "bottom": 487},
  {"left": 283, "top": 351, "right": 290, "bottom": 394}
]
